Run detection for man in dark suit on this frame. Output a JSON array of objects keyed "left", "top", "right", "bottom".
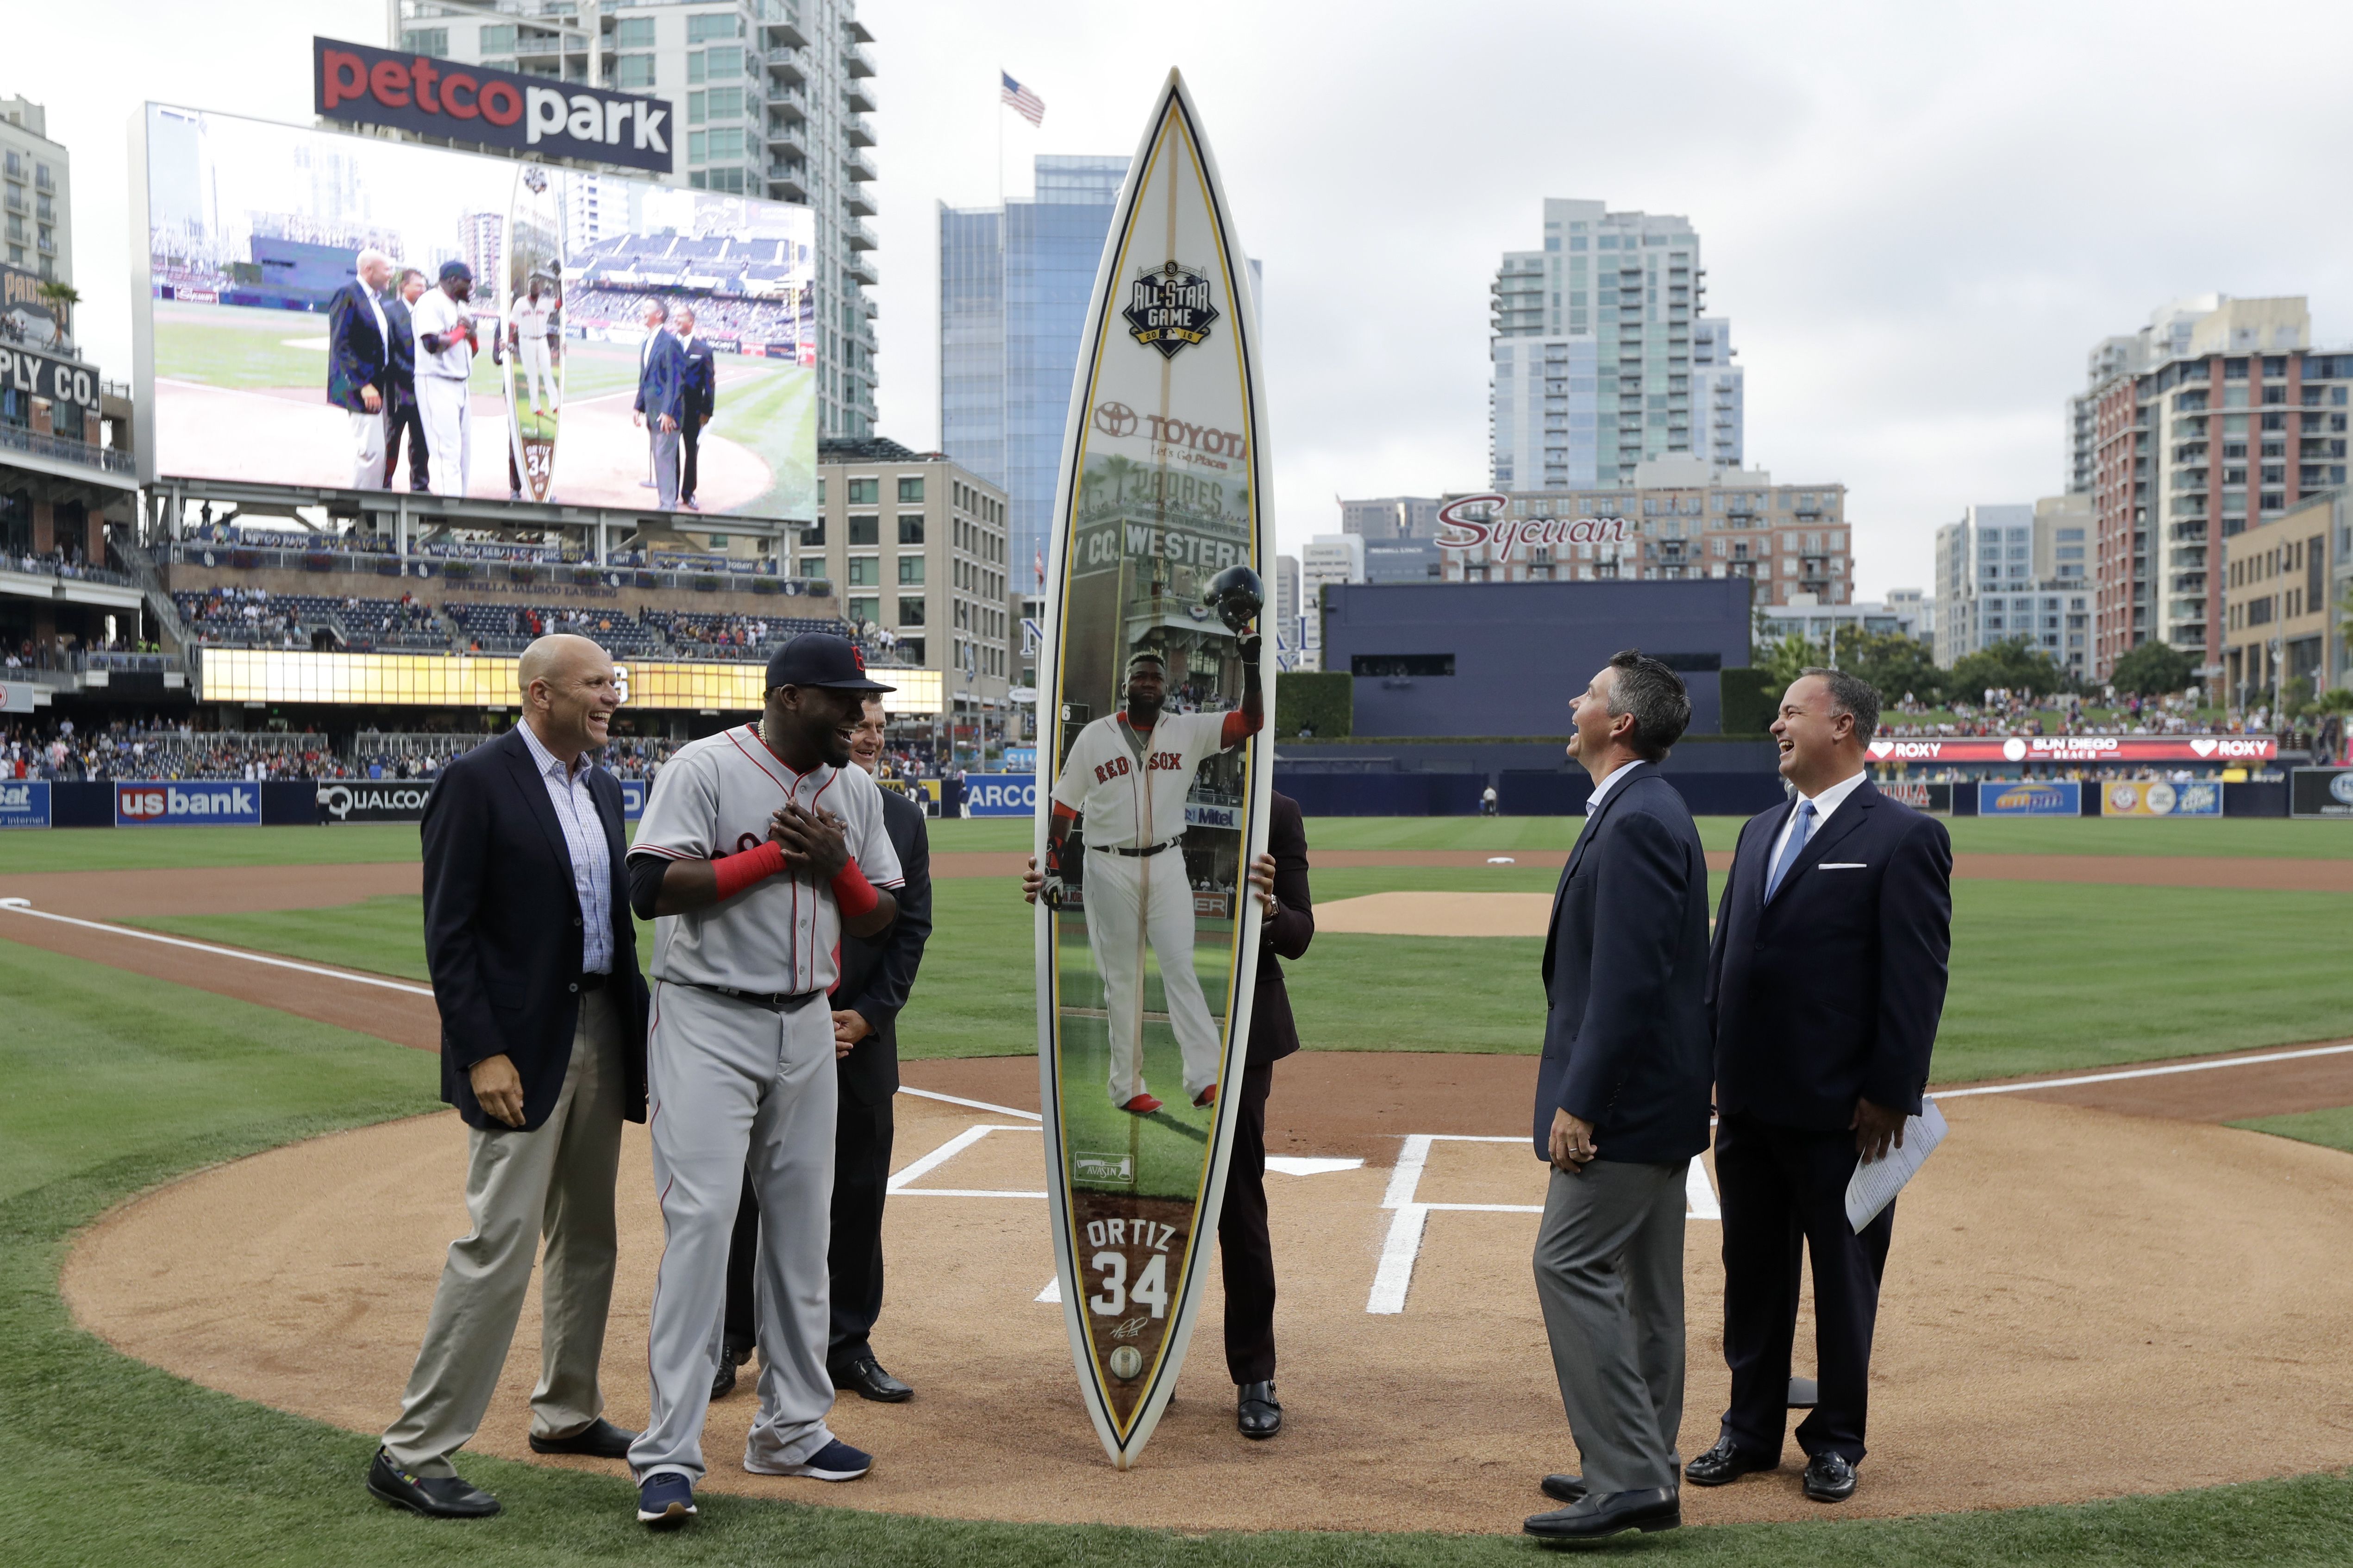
[
  {"left": 633, "top": 299, "right": 686, "bottom": 510},
  {"left": 1691, "top": 667, "right": 1952, "bottom": 1506},
  {"left": 368, "top": 634, "right": 651, "bottom": 1521},
  {"left": 1523, "top": 650, "right": 1714, "bottom": 1543},
  {"left": 1220, "top": 790, "right": 1312, "bottom": 1438},
  {"left": 714, "top": 693, "right": 932, "bottom": 1405},
  {"left": 381, "top": 267, "right": 431, "bottom": 492},
  {"left": 675, "top": 306, "right": 717, "bottom": 512},
  {"left": 326, "top": 247, "right": 394, "bottom": 491}
]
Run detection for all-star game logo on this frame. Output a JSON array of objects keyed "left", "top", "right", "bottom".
[{"left": 1123, "top": 260, "right": 1219, "bottom": 359}]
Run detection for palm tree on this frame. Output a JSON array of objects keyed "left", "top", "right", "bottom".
[{"left": 34, "top": 280, "right": 77, "bottom": 348}]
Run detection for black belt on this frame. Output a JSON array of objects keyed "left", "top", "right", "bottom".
[
  {"left": 575, "top": 972, "right": 607, "bottom": 993},
  {"left": 1093, "top": 838, "right": 1182, "bottom": 858},
  {"left": 679, "top": 980, "right": 823, "bottom": 1012}
]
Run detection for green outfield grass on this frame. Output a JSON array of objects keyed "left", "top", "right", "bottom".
[
  {"left": 703, "top": 358, "right": 819, "bottom": 522},
  {"left": 4, "top": 939, "right": 2353, "bottom": 1562},
  {"left": 2230, "top": 1104, "right": 2353, "bottom": 1155},
  {"left": 0, "top": 823, "right": 426, "bottom": 873}
]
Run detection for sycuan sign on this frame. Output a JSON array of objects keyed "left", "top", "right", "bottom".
[{"left": 312, "top": 36, "right": 674, "bottom": 175}]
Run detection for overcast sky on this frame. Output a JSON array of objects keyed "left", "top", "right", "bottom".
[{"left": 28, "top": 0, "right": 2353, "bottom": 595}]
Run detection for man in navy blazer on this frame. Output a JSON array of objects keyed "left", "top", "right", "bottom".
[
  {"left": 325, "top": 247, "right": 394, "bottom": 491},
  {"left": 1523, "top": 651, "right": 1714, "bottom": 1543},
  {"left": 369, "top": 634, "right": 651, "bottom": 1521},
  {"left": 674, "top": 306, "right": 718, "bottom": 511},
  {"left": 633, "top": 298, "right": 687, "bottom": 510},
  {"left": 1690, "top": 668, "right": 1952, "bottom": 1506}
]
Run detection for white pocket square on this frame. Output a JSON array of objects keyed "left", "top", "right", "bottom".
[{"left": 1818, "top": 862, "right": 1868, "bottom": 870}]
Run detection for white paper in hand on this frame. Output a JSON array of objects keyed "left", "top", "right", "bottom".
[{"left": 1844, "top": 1098, "right": 1948, "bottom": 1233}]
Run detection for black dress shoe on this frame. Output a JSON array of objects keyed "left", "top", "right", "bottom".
[
  {"left": 1685, "top": 1435, "right": 1777, "bottom": 1487},
  {"left": 528, "top": 1417, "right": 637, "bottom": 1459},
  {"left": 832, "top": 1356, "right": 913, "bottom": 1403},
  {"left": 711, "top": 1356, "right": 738, "bottom": 1399},
  {"left": 1539, "top": 1473, "right": 1586, "bottom": 1503},
  {"left": 1237, "top": 1381, "right": 1282, "bottom": 1439},
  {"left": 1524, "top": 1487, "right": 1679, "bottom": 1540},
  {"left": 1803, "top": 1452, "right": 1858, "bottom": 1503},
  {"left": 366, "top": 1448, "right": 500, "bottom": 1518}
]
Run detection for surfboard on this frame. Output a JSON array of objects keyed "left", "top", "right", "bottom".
[
  {"left": 1033, "top": 70, "right": 1276, "bottom": 1471},
  {"left": 501, "top": 163, "right": 565, "bottom": 503}
]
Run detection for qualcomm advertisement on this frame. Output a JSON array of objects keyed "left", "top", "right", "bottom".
[
  {"left": 115, "top": 781, "right": 264, "bottom": 827},
  {"left": 964, "top": 774, "right": 1037, "bottom": 818},
  {"left": 1978, "top": 781, "right": 2081, "bottom": 818},
  {"left": 0, "top": 780, "right": 50, "bottom": 830}
]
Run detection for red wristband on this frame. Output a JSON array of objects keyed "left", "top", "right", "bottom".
[
  {"left": 711, "top": 839, "right": 787, "bottom": 900},
  {"left": 830, "top": 859, "right": 879, "bottom": 919}
]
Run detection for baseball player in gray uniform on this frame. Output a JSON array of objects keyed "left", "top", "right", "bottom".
[
  {"left": 621, "top": 634, "right": 903, "bottom": 1530},
  {"left": 1043, "top": 646, "right": 1262, "bottom": 1114}
]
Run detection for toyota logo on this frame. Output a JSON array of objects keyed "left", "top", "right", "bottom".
[{"left": 1093, "top": 401, "right": 1138, "bottom": 437}]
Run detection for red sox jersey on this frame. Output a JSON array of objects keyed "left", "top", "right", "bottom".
[
  {"left": 1051, "top": 709, "right": 1239, "bottom": 850},
  {"left": 631, "top": 725, "right": 905, "bottom": 996}
]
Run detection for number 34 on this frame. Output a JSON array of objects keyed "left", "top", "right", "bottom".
[{"left": 1088, "top": 1250, "right": 1168, "bottom": 1318}]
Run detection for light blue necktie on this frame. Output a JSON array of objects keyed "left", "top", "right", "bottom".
[{"left": 1764, "top": 798, "right": 1816, "bottom": 902}]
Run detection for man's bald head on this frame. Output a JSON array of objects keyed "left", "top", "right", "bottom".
[{"left": 519, "top": 634, "right": 620, "bottom": 764}]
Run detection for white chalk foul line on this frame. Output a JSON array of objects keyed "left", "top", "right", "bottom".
[
  {"left": 1368, "top": 1133, "right": 1721, "bottom": 1315},
  {"left": 1938, "top": 1042, "right": 2353, "bottom": 1099},
  {"left": 0, "top": 898, "right": 435, "bottom": 996},
  {"left": 895, "top": 1085, "right": 1043, "bottom": 1121}
]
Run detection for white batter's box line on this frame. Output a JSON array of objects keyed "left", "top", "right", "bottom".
[
  {"left": 896, "top": 1085, "right": 1043, "bottom": 1121},
  {"left": 1367, "top": 1134, "right": 1720, "bottom": 1316},
  {"left": 886, "top": 1122, "right": 1043, "bottom": 1198}
]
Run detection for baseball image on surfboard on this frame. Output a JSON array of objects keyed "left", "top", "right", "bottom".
[
  {"left": 1034, "top": 69, "right": 1277, "bottom": 1471},
  {"left": 501, "top": 163, "right": 565, "bottom": 503}
]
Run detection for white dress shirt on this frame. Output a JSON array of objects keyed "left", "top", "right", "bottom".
[
  {"left": 1583, "top": 757, "right": 1640, "bottom": 817},
  {"left": 517, "top": 719, "right": 613, "bottom": 974},
  {"left": 1765, "top": 766, "right": 1870, "bottom": 874}
]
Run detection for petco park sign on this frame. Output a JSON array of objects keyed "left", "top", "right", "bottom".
[
  {"left": 1866, "top": 736, "right": 2277, "bottom": 765},
  {"left": 313, "top": 36, "right": 673, "bottom": 175},
  {"left": 1435, "top": 493, "right": 1630, "bottom": 557}
]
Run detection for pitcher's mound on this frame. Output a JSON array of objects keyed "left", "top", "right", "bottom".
[{"left": 60, "top": 1077, "right": 2353, "bottom": 1533}]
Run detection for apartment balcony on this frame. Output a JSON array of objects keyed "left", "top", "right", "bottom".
[
  {"left": 35, "top": 235, "right": 54, "bottom": 256},
  {"left": 766, "top": 166, "right": 808, "bottom": 203},
  {"left": 845, "top": 113, "right": 875, "bottom": 149},
  {"left": 845, "top": 40, "right": 876, "bottom": 77},
  {"left": 845, "top": 78, "right": 876, "bottom": 115},
  {"left": 848, "top": 251, "right": 879, "bottom": 287},
  {"left": 844, "top": 183, "right": 876, "bottom": 218},
  {"left": 762, "top": 10, "right": 808, "bottom": 49},
  {"left": 766, "top": 84, "right": 807, "bottom": 123},
  {"left": 765, "top": 47, "right": 806, "bottom": 85},
  {"left": 845, "top": 147, "right": 877, "bottom": 183},
  {"left": 842, "top": 216, "right": 878, "bottom": 252},
  {"left": 0, "top": 188, "right": 23, "bottom": 215},
  {"left": 764, "top": 123, "right": 809, "bottom": 162}
]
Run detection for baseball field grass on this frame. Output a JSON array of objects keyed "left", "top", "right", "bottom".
[{"left": 5, "top": 942, "right": 2353, "bottom": 1563}]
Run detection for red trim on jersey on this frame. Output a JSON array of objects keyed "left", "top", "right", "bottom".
[
  {"left": 726, "top": 724, "right": 805, "bottom": 793},
  {"left": 629, "top": 843, "right": 690, "bottom": 860}
]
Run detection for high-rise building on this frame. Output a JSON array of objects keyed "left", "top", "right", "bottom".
[
  {"left": 1933, "top": 496, "right": 2094, "bottom": 679},
  {"left": 1440, "top": 460, "right": 1850, "bottom": 607},
  {"left": 0, "top": 95, "right": 69, "bottom": 282},
  {"left": 1273, "top": 554, "right": 1301, "bottom": 668},
  {"left": 1489, "top": 199, "right": 1740, "bottom": 491},
  {"left": 395, "top": 0, "right": 880, "bottom": 439},
  {"left": 1338, "top": 495, "right": 1442, "bottom": 540},
  {"left": 2081, "top": 296, "right": 2350, "bottom": 681},
  {"left": 2221, "top": 489, "right": 2348, "bottom": 705},
  {"left": 1296, "top": 534, "right": 1365, "bottom": 672},
  {"left": 939, "top": 154, "right": 1131, "bottom": 584}
]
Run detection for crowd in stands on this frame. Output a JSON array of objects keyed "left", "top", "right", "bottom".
[
  {"left": 1880, "top": 689, "right": 2252, "bottom": 738},
  {"left": 1, "top": 716, "right": 354, "bottom": 782},
  {"left": 175, "top": 587, "right": 311, "bottom": 648},
  {"left": 175, "top": 523, "right": 789, "bottom": 576}
]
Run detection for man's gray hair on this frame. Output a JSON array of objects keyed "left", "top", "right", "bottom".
[
  {"left": 356, "top": 246, "right": 392, "bottom": 274},
  {"left": 643, "top": 296, "right": 671, "bottom": 322},
  {"left": 1801, "top": 666, "right": 1882, "bottom": 744},
  {"left": 1606, "top": 649, "right": 1692, "bottom": 762}
]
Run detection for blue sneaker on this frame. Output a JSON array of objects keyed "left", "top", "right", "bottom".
[
  {"left": 749, "top": 1437, "right": 871, "bottom": 1481},
  {"left": 636, "top": 1471, "right": 696, "bottom": 1528}
]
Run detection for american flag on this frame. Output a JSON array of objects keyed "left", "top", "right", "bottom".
[{"left": 1001, "top": 71, "right": 1045, "bottom": 126}]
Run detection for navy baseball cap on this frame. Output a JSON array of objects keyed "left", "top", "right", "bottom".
[
  {"left": 766, "top": 633, "right": 894, "bottom": 693},
  {"left": 438, "top": 260, "right": 474, "bottom": 283}
]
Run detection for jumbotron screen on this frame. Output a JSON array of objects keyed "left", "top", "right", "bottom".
[
  {"left": 135, "top": 103, "right": 817, "bottom": 521},
  {"left": 199, "top": 651, "right": 945, "bottom": 715}
]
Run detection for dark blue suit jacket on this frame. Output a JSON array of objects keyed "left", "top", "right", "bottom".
[
  {"left": 634, "top": 329, "right": 687, "bottom": 424},
  {"left": 680, "top": 336, "right": 717, "bottom": 421},
  {"left": 1532, "top": 762, "right": 1715, "bottom": 1166},
  {"left": 421, "top": 728, "right": 650, "bottom": 1132},
  {"left": 325, "top": 280, "right": 389, "bottom": 412},
  {"left": 1707, "top": 779, "right": 1953, "bottom": 1132},
  {"left": 833, "top": 786, "right": 933, "bottom": 1107}
]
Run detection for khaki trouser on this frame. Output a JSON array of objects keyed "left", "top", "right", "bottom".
[{"left": 382, "top": 990, "right": 624, "bottom": 1476}]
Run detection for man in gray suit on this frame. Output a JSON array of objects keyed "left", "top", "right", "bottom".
[{"left": 1523, "top": 650, "right": 1715, "bottom": 1542}]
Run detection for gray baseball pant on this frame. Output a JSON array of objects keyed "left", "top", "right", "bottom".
[
  {"left": 382, "top": 990, "right": 623, "bottom": 1476},
  {"left": 628, "top": 980, "right": 840, "bottom": 1484}
]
